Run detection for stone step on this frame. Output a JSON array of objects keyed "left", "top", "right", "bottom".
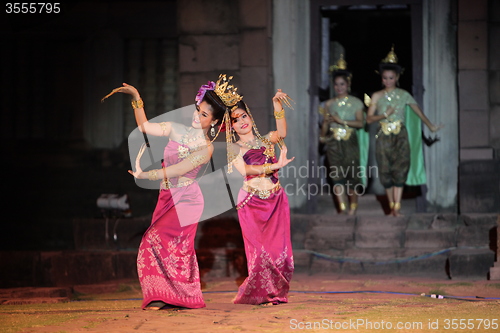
[
  {"left": 449, "top": 249, "right": 495, "bottom": 279},
  {"left": 405, "top": 229, "right": 457, "bottom": 248}
]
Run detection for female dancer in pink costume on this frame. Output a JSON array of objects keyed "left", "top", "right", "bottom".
[
  {"left": 103, "top": 78, "right": 232, "bottom": 310},
  {"left": 226, "top": 90, "right": 295, "bottom": 305}
]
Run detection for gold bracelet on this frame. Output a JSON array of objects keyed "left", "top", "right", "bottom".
[
  {"left": 131, "top": 99, "right": 144, "bottom": 109},
  {"left": 274, "top": 108, "right": 285, "bottom": 119},
  {"left": 187, "top": 154, "right": 206, "bottom": 168},
  {"left": 148, "top": 169, "right": 158, "bottom": 181},
  {"left": 262, "top": 163, "right": 273, "bottom": 174}
]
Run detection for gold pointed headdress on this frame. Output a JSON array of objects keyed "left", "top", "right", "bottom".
[
  {"left": 381, "top": 45, "right": 398, "bottom": 64},
  {"left": 377, "top": 44, "right": 403, "bottom": 74},
  {"left": 329, "top": 54, "right": 352, "bottom": 84},
  {"left": 214, "top": 74, "right": 243, "bottom": 108},
  {"left": 329, "top": 54, "right": 347, "bottom": 73}
]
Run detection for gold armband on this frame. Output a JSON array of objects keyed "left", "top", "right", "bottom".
[
  {"left": 262, "top": 163, "right": 273, "bottom": 174},
  {"left": 148, "top": 169, "right": 159, "bottom": 181},
  {"left": 274, "top": 108, "right": 285, "bottom": 119},
  {"left": 159, "top": 122, "right": 168, "bottom": 136},
  {"left": 187, "top": 154, "right": 206, "bottom": 168},
  {"left": 131, "top": 99, "right": 144, "bottom": 109}
]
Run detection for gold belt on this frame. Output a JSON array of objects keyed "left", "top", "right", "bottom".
[
  {"left": 160, "top": 178, "right": 194, "bottom": 191},
  {"left": 380, "top": 121, "right": 402, "bottom": 135},
  {"left": 330, "top": 126, "right": 354, "bottom": 141},
  {"left": 242, "top": 181, "right": 281, "bottom": 200}
]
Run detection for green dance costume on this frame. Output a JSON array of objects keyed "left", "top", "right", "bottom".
[
  {"left": 375, "top": 88, "right": 426, "bottom": 188},
  {"left": 324, "top": 95, "right": 368, "bottom": 187}
]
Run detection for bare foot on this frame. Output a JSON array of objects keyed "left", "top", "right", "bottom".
[
  {"left": 391, "top": 210, "right": 404, "bottom": 217},
  {"left": 259, "top": 302, "right": 274, "bottom": 307},
  {"left": 145, "top": 301, "right": 167, "bottom": 311}
]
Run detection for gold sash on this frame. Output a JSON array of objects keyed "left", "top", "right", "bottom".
[
  {"left": 160, "top": 178, "right": 194, "bottom": 191},
  {"left": 330, "top": 127, "right": 354, "bottom": 141},
  {"left": 242, "top": 180, "right": 281, "bottom": 200},
  {"left": 380, "top": 121, "right": 402, "bottom": 135}
]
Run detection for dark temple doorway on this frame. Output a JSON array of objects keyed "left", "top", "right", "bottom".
[{"left": 313, "top": 1, "right": 427, "bottom": 212}]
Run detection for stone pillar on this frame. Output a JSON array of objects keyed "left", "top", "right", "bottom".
[
  {"left": 490, "top": 215, "right": 500, "bottom": 280},
  {"left": 422, "top": 0, "right": 459, "bottom": 211},
  {"left": 272, "top": 0, "right": 310, "bottom": 209}
]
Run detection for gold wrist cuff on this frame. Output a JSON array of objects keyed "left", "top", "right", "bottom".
[
  {"left": 263, "top": 163, "right": 273, "bottom": 174},
  {"left": 274, "top": 108, "right": 285, "bottom": 119},
  {"left": 131, "top": 99, "right": 144, "bottom": 109},
  {"left": 148, "top": 169, "right": 159, "bottom": 181}
]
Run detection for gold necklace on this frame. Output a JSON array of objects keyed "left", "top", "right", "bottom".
[
  {"left": 240, "top": 137, "right": 261, "bottom": 150},
  {"left": 384, "top": 89, "right": 399, "bottom": 102},
  {"left": 178, "top": 128, "right": 205, "bottom": 158},
  {"left": 336, "top": 95, "right": 349, "bottom": 107},
  {"left": 240, "top": 137, "right": 275, "bottom": 160}
]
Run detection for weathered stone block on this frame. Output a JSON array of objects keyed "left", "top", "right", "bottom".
[
  {"left": 355, "top": 216, "right": 407, "bottom": 248},
  {"left": 490, "top": 263, "right": 500, "bottom": 280},
  {"left": 490, "top": 71, "right": 500, "bottom": 104},
  {"left": 460, "top": 148, "right": 494, "bottom": 160},
  {"left": 239, "top": 0, "right": 269, "bottom": 28},
  {"left": 292, "top": 249, "right": 312, "bottom": 273},
  {"left": 456, "top": 225, "right": 496, "bottom": 247},
  {"left": 458, "top": 0, "right": 488, "bottom": 21},
  {"left": 308, "top": 214, "right": 356, "bottom": 228},
  {"left": 491, "top": 106, "right": 500, "bottom": 153},
  {"left": 178, "top": 0, "right": 238, "bottom": 34},
  {"left": 459, "top": 109, "right": 489, "bottom": 147},
  {"left": 305, "top": 226, "right": 354, "bottom": 251},
  {"left": 239, "top": 66, "right": 269, "bottom": 108},
  {"left": 356, "top": 216, "right": 408, "bottom": 228},
  {"left": 459, "top": 162, "right": 500, "bottom": 213},
  {"left": 179, "top": 35, "right": 240, "bottom": 73},
  {"left": 398, "top": 249, "right": 450, "bottom": 278},
  {"left": 355, "top": 229, "right": 404, "bottom": 249},
  {"left": 459, "top": 214, "right": 499, "bottom": 227},
  {"left": 449, "top": 249, "right": 495, "bottom": 279},
  {"left": 240, "top": 29, "right": 268, "bottom": 67},
  {"left": 309, "top": 249, "right": 343, "bottom": 274},
  {"left": 341, "top": 248, "right": 402, "bottom": 275},
  {"left": 489, "top": 215, "right": 500, "bottom": 280},
  {"left": 405, "top": 230, "right": 456, "bottom": 249},
  {"left": 458, "top": 21, "right": 488, "bottom": 69},
  {"left": 407, "top": 213, "right": 458, "bottom": 230},
  {"left": 407, "top": 213, "right": 435, "bottom": 229},
  {"left": 458, "top": 71, "right": 489, "bottom": 110},
  {"left": 430, "top": 214, "right": 459, "bottom": 229}
]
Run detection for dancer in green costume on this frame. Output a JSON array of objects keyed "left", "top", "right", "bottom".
[
  {"left": 366, "top": 46, "right": 442, "bottom": 216},
  {"left": 320, "top": 55, "right": 368, "bottom": 215}
]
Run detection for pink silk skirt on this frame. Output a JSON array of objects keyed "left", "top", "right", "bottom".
[
  {"left": 137, "top": 183, "right": 205, "bottom": 309},
  {"left": 233, "top": 188, "right": 294, "bottom": 304}
]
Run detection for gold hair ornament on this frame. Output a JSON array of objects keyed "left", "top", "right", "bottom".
[
  {"left": 329, "top": 53, "right": 347, "bottom": 72},
  {"left": 381, "top": 45, "right": 398, "bottom": 64},
  {"left": 214, "top": 74, "right": 243, "bottom": 107}
]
